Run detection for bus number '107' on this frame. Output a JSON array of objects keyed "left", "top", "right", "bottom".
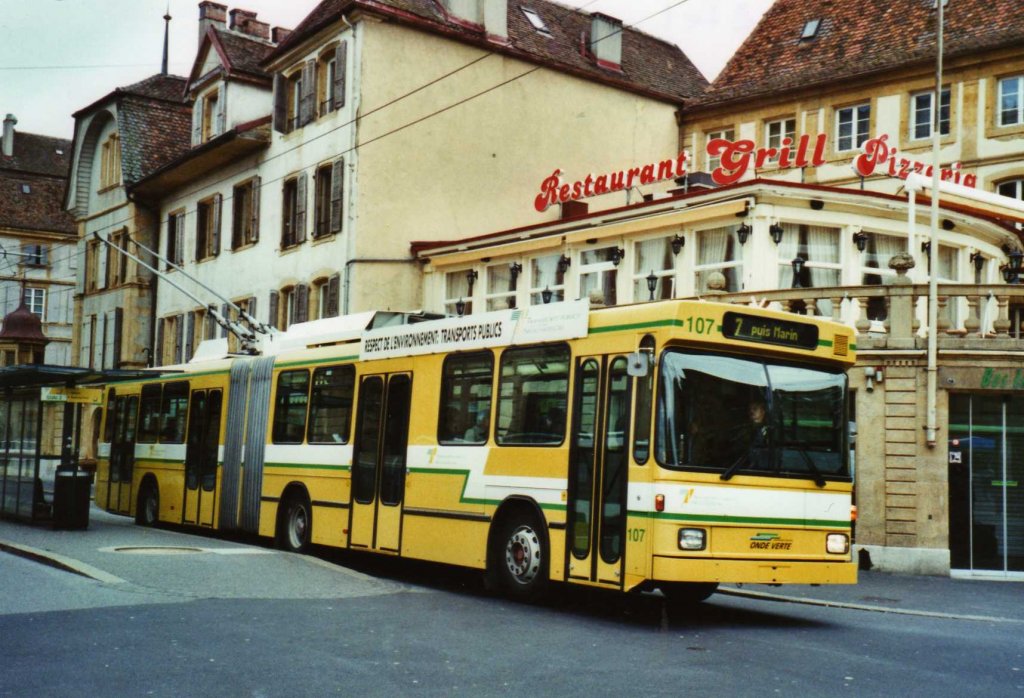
[{"left": 684, "top": 316, "right": 715, "bottom": 335}]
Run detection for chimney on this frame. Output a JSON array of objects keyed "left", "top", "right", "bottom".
[
  {"left": 230, "top": 8, "right": 270, "bottom": 40},
  {"left": 590, "top": 13, "right": 623, "bottom": 70},
  {"left": 482, "top": 0, "right": 507, "bottom": 40},
  {"left": 2, "top": 114, "right": 16, "bottom": 158},
  {"left": 272, "top": 27, "right": 292, "bottom": 44},
  {"left": 198, "top": 1, "right": 227, "bottom": 41},
  {"left": 442, "top": 0, "right": 482, "bottom": 25}
]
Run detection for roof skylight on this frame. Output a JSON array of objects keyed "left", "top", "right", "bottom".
[
  {"left": 800, "top": 19, "right": 821, "bottom": 40},
  {"left": 522, "top": 7, "right": 550, "bottom": 35}
]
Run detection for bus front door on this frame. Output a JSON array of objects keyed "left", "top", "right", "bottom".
[
  {"left": 349, "top": 373, "right": 412, "bottom": 553},
  {"left": 107, "top": 394, "right": 139, "bottom": 515},
  {"left": 567, "top": 355, "right": 631, "bottom": 588},
  {"left": 183, "top": 389, "right": 222, "bottom": 527}
]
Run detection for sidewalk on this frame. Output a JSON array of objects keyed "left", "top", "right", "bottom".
[{"left": 1, "top": 505, "right": 1021, "bottom": 620}]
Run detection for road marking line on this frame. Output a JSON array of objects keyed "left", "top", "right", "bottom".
[{"left": 0, "top": 539, "right": 126, "bottom": 584}]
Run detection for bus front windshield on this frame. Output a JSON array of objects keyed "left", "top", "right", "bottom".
[{"left": 655, "top": 349, "right": 849, "bottom": 480}]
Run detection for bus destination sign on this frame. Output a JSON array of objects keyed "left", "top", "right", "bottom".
[{"left": 722, "top": 311, "right": 819, "bottom": 350}]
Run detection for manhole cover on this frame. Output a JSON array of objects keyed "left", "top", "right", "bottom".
[{"left": 110, "top": 546, "right": 205, "bottom": 555}]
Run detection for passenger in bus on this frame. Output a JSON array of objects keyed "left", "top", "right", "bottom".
[
  {"left": 747, "top": 397, "right": 770, "bottom": 467},
  {"left": 464, "top": 412, "right": 489, "bottom": 443}
]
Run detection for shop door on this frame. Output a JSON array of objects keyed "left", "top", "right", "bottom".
[
  {"left": 349, "top": 373, "right": 412, "bottom": 553},
  {"left": 106, "top": 395, "right": 138, "bottom": 515},
  {"left": 949, "top": 394, "right": 1024, "bottom": 575},
  {"left": 183, "top": 389, "right": 222, "bottom": 527},
  {"left": 566, "top": 355, "right": 631, "bottom": 587}
]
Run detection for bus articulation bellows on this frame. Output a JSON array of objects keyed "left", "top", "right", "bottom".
[{"left": 97, "top": 299, "right": 857, "bottom": 602}]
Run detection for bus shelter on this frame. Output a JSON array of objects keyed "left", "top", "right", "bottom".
[{"left": 0, "top": 365, "right": 151, "bottom": 525}]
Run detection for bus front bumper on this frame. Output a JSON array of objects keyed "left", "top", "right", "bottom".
[{"left": 653, "top": 556, "right": 857, "bottom": 585}]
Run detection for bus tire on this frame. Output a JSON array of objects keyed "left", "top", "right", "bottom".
[
  {"left": 491, "top": 512, "right": 549, "bottom": 602},
  {"left": 660, "top": 582, "right": 719, "bottom": 606},
  {"left": 277, "top": 491, "right": 312, "bottom": 553},
  {"left": 135, "top": 480, "right": 159, "bottom": 527}
]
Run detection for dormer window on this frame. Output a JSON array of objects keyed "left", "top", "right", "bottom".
[
  {"left": 99, "top": 132, "right": 121, "bottom": 189},
  {"left": 203, "top": 88, "right": 221, "bottom": 142},
  {"left": 522, "top": 8, "right": 550, "bottom": 35},
  {"left": 800, "top": 19, "right": 821, "bottom": 41}
]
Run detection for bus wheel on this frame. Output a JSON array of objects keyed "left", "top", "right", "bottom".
[
  {"left": 135, "top": 481, "right": 159, "bottom": 527},
  {"left": 493, "top": 514, "right": 548, "bottom": 601},
  {"left": 277, "top": 493, "right": 311, "bottom": 553},
  {"left": 660, "top": 582, "right": 719, "bottom": 606}
]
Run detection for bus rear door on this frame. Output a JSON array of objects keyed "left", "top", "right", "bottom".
[
  {"left": 566, "top": 355, "right": 631, "bottom": 588},
  {"left": 349, "top": 373, "right": 412, "bottom": 553},
  {"left": 106, "top": 394, "right": 139, "bottom": 515},
  {"left": 183, "top": 388, "right": 222, "bottom": 527}
]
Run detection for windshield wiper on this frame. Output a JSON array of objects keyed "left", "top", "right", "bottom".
[
  {"left": 719, "top": 452, "right": 748, "bottom": 481},
  {"left": 795, "top": 448, "right": 827, "bottom": 488}
]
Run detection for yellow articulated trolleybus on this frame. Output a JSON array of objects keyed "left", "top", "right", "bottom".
[{"left": 97, "top": 298, "right": 857, "bottom": 603}]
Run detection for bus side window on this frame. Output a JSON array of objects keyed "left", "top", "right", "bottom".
[
  {"left": 632, "top": 335, "right": 656, "bottom": 464},
  {"left": 272, "top": 370, "right": 310, "bottom": 444},
  {"left": 159, "top": 382, "right": 189, "bottom": 444},
  {"left": 308, "top": 365, "right": 355, "bottom": 444},
  {"left": 496, "top": 344, "right": 569, "bottom": 446},
  {"left": 437, "top": 351, "right": 493, "bottom": 445}
]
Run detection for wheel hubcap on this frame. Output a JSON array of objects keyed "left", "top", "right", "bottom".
[
  {"left": 288, "top": 506, "right": 307, "bottom": 548},
  {"left": 505, "top": 525, "right": 541, "bottom": 585}
]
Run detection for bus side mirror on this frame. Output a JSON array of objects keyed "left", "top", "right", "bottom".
[{"left": 626, "top": 351, "right": 650, "bottom": 377}]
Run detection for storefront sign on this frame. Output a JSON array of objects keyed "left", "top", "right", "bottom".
[
  {"left": 853, "top": 135, "right": 976, "bottom": 188},
  {"left": 533, "top": 153, "right": 690, "bottom": 212},
  {"left": 939, "top": 367, "right": 1024, "bottom": 390}
]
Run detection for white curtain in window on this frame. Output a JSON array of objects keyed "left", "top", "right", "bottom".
[
  {"left": 866, "top": 233, "right": 904, "bottom": 279},
  {"left": 776, "top": 224, "right": 800, "bottom": 288},
  {"left": 698, "top": 228, "right": 729, "bottom": 266},
  {"left": 808, "top": 226, "right": 840, "bottom": 287}
]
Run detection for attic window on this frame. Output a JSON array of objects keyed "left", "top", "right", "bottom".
[
  {"left": 522, "top": 8, "right": 550, "bottom": 34},
  {"left": 20, "top": 184, "right": 30, "bottom": 194},
  {"left": 800, "top": 19, "right": 821, "bottom": 40}
]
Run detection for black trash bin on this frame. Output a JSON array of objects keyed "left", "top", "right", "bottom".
[{"left": 53, "top": 465, "right": 93, "bottom": 530}]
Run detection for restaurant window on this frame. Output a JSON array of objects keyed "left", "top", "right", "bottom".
[
  {"left": 910, "top": 87, "right": 950, "bottom": 140},
  {"left": 998, "top": 75, "right": 1024, "bottom": 127},
  {"left": 859, "top": 231, "right": 902, "bottom": 321},
  {"left": 777, "top": 224, "right": 841, "bottom": 314},
  {"left": 765, "top": 118, "right": 796, "bottom": 164},
  {"left": 706, "top": 127, "right": 734, "bottom": 173},
  {"left": 444, "top": 270, "right": 474, "bottom": 316},
  {"left": 836, "top": 103, "right": 870, "bottom": 152},
  {"left": 633, "top": 236, "right": 675, "bottom": 301},
  {"left": 485, "top": 262, "right": 518, "bottom": 311},
  {"left": 694, "top": 226, "right": 742, "bottom": 293},
  {"left": 579, "top": 245, "right": 621, "bottom": 306},
  {"left": 529, "top": 253, "right": 567, "bottom": 305}
]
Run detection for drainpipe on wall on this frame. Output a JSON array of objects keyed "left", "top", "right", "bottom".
[{"left": 925, "top": 0, "right": 944, "bottom": 448}]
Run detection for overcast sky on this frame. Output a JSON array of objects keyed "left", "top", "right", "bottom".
[{"left": 0, "top": 0, "right": 772, "bottom": 140}]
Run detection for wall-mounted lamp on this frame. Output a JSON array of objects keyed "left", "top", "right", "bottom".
[
  {"left": 671, "top": 234, "right": 685, "bottom": 256},
  {"left": 769, "top": 223, "right": 785, "bottom": 245},
  {"left": 921, "top": 241, "right": 931, "bottom": 255},
  {"left": 508, "top": 262, "right": 523, "bottom": 308},
  {"left": 853, "top": 231, "right": 869, "bottom": 252},
  {"left": 791, "top": 257, "right": 805, "bottom": 288},
  {"left": 1002, "top": 248, "right": 1024, "bottom": 284},
  {"left": 970, "top": 252, "right": 985, "bottom": 273},
  {"left": 541, "top": 286, "right": 553, "bottom": 304},
  {"left": 557, "top": 254, "right": 571, "bottom": 275},
  {"left": 610, "top": 247, "right": 625, "bottom": 267},
  {"left": 455, "top": 297, "right": 466, "bottom": 316},
  {"left": 646, "top": 270, "right": 658, "bottom": 301},
  {"left": 864, "top": 366, "right": 884, "bottom": 393},
  {"left": 465, "top": 269, "right": 478, "bottom": 295},
  {"left": 736, "top": 222, "right": 751, "bottom": 246}
]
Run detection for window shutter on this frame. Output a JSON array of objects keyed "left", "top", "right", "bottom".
[
  {"left": 185, "top": 311, "right": 196, "bottom": 362},
  {"left": 113, "top": 308, "right": 123, "bottom": 368},
  {"left": 273, "top": 74, "right": 287, "bottom": 133},
  {"left": 296, "top": 284, "right": 309, "bottom": 324},
  {"left": 191, "top": 103, "right": 202, "bottom": 145},
  {"left": 176, "top": 214, "right": 185, "bottom": 265},
  {"left": 174, "top": 315, "right": 184, "bottom": 364},
  {"left": 221, "top": 303, "right": 230, "bottom": 339},
  {"left": 268, "top": 290, "right": 280, "bottom": 330},
  {"left": 295, "top": 172, "right": 307, "bottom": 244},
  {"left": 155, "top": 318, "right": 164, "bottom": 367},
  {"left": 327, "top": 273, "right": 340, "bottom": 318},
  {"left": 96, "top": 240, "right": 108, "bottom": 290},
  {"left": 248, "top": 296, "right": 257, "bottom": 324},
  {"left": 300, "top": 60, "right": 316, "bottom": 126},
  {"left": 251, "top": 176, "right": 261, "bottom": 243},
  {"left": 330, "top": 157, "right": 344, "bottom": 233},
  {"left": 334, "top": 41, "right": 347, "bottom": 110},
  {"left": 211, "top": 194, "right": 222, "bottom": 256},
  {"left": 215, "top": 89, "right": 226, "bottom": 135}
]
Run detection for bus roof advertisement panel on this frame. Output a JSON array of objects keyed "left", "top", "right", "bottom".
[{"left": 359, "top": 300, "right": 590, "bottom": 361}]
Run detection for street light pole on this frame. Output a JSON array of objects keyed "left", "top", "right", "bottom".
[{"left": 925, "top": 0, "right": 944, "bottom": 448}]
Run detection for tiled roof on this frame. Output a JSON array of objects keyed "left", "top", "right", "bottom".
[
  {"left": 117, "top": 95, "right": 192, "bottom": 186},
  {"left": 701, "top": 0, "right": 1024, "bottom": 107},
  {"left": 0, "top": 172, "right": 75, "bottom": 235},
  {"left": 0, "top": 132, "right": 71, "bottom": 178},
  {"left": 268, "top": 0, "right": 708, "bottom": 102},
  {"left": 119, "top": 74, "right": 190, "bottom": 103},
  {"left": 214, "top": 28, "right": 275, "bottom": 81}
]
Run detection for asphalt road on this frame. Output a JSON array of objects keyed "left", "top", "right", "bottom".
[{"left": 1, "top": 513, "right": 1021, "bottom": 697}]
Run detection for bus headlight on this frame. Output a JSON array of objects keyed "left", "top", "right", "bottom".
[
  {"left": 678, "top": 528, "right": 706, "bottom": 551},
  {"left": 826, "top": 533, "right": 850, "bottom": 554}
]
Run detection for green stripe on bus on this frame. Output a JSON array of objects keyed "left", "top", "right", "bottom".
[
  {"left": 590, "top": 319, "right": 682, "bottom": 334},
  {"left": 630, "top": 510, "right": 851, "bottom": 528},
  {"left": 264, "top": 462, "right": 351, "bottom": 472}
]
